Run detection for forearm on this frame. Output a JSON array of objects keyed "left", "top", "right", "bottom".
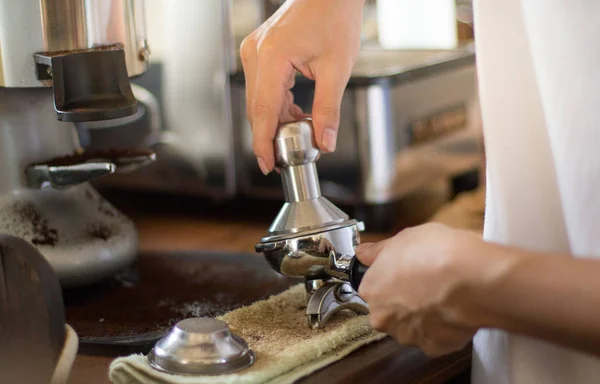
[{"left": 462, "top": 244, "right": 600, "bottom": 356}]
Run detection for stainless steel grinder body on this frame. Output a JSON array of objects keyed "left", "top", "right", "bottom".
[{"left": 0, "top": 0, "right": 152, "bottom": 287}]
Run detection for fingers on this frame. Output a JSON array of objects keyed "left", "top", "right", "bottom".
[
  {"left": 239, "top": 0, "right": 363, "bottom": 175},
  {"left": 357, "top": 240, "right": 390, "bottom": 303},
  {"left": 240, "top": 35, "right": 268, "bottom": 175},
  {"left": 242, "top": 32, "right": 296, "bottom": 175},
  {"left": 242, "top": 37, "right": 349, "bottom": 172},
  {"left": 311, "top": 65, "right": 350, "bottom": 153},
  {"left": 285, "top": 89, "right": 306, "bottom": 120},
  {"left": 279, "top": 91, "right": 295, "bottom": 123},
  {"left": 250, "top": 57, "right": 295, "bottom": 174},
  {"left": 370, "top": 307, "right": 473, "bottom": 357},
  {"left": 240, "top": 35, "right": 258, "bottom": 120},
  {"left": 289, "top": 103, "right": 306, "bottom": 120},
  {"left": 356, "top": 240, "right": 387, "bottom": 266},
  {"left": 281, "top": 90, "right": 306, "bottom": 122}
]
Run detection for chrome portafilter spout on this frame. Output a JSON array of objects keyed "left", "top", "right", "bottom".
[{"left": 255, "top": 119, "right": 369, "bottom": 329}]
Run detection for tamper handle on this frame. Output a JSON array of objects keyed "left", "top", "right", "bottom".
[
  {"left": 274, "top": 119, "right": 322, "bottom": 202},
  {"left": 274, "top": 119, "right": 320, "bottom": 168},
  {"left": 349, "top": 257, "right": 368, "bottom": 292}
]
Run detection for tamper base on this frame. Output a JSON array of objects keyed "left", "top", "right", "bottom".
[{"left": 267, "top": 196, "right": 350, "bottom": 237}]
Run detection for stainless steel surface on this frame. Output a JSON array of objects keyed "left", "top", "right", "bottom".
[
  {"left": 26, "top": 152, "right": 155, "bottom": 189},
  {"left": 275, "top": 119, "right": 321, "bottom": 201},
  {"left": 257, "top": 120, "right": 369, "bottom": 327},
  {"left": 257, "top": 223, "right": 362, "bottom": 280},
  {"left": 305, "top": 278, "right": 327, "bottom": 297},
  {"left": 27, "top": 163, "right": 116, "bottom": 190},
  {"left": 0, "top": 88, "right": 80, "bottom": 194},
  {"left": 350, "top": 47, "right": 474, "bottom": 79},
  {"left": 107, "top": 152, "right": 157, "bottom": 173},
  {"left": 148, "top": 318, "right": 255, "bottom": 376},
  {"left": 264, "top": 120, "right": 356, "bottom": 239},
  {"left": 307, "top": 281, "right": 369, "bottom": 329},
  {"left": 356, "top": 84, "right": 396, "bottom": 204},
  {"left": 0, "top": 0, "right": 148, "bottom": 87},
  {"left": 91, "top": 0, "right": 238, "bottom": 198},
  {"left": 266, "top": 200, "right": 352, "bottom": 239},
  {"left": 281, "top": 164, "right": 321, "bottom": 202},
  {"left": 274, "top": 119, "right": 321, "bottom": 167}
]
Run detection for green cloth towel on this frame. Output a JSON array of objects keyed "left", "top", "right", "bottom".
[{"left": 109, "top": 284, "right": 385, "bottom": 384}]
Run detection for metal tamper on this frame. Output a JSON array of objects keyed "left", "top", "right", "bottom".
[{"left": 255, "top": 119, "right": 369, "bottom": 328}]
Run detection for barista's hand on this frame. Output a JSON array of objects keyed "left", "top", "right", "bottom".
[
  {"left": 240, "top": 0, "right": 365, "bottom": 175},
  {"left": 356, "top": 223, "right": 511, "bottom": 357}
]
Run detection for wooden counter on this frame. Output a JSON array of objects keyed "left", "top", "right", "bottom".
[{"left": 67, "top": 182, "right": 477, "bottom": 383}]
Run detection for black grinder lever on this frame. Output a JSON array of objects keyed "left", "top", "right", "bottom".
[{"left": 348, "top": 257, "right": 368, "bottom": 291}]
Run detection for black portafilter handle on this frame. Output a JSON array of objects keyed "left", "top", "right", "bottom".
[{"left": 348, "top": 257, "right": 369, "bottom": 292}]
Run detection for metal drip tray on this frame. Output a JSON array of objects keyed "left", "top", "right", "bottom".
[{"left": 63, "top": 250, "right": 299, "bottom": 355}]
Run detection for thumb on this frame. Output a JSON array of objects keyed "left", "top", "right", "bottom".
[
  {"left": 355, "top": 241, "right": 386, "bottom": 267},
  {"left": 311, "top": 67, "right": 349, "bottom": 153}
]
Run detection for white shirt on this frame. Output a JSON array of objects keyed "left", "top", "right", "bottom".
[{"left": 473, "top": 0, "right": 600, "bottom": 382}]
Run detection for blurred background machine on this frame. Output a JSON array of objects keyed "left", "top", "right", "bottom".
[
  {"left": 91, "top": 0, "right": 482, "bottom": 230},
  {"left": 0, "top": 0, "right": 155, "bottom": 287}
]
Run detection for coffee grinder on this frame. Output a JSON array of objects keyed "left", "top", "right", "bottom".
[{"left": 0, "top": 0, "right": 154, "bottom": 287}]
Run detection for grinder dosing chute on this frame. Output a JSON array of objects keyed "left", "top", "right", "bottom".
[{"left": 255, "top": 119, "right": 369, "bottom": 328}]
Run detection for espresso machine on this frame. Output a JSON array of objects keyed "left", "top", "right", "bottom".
[{"left": 0, "top": 0, "right": 154, "bottom": 288}]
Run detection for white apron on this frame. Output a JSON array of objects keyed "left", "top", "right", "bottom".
[{"left": 473, "top": 0, "right": 600, "bottom": 382}]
